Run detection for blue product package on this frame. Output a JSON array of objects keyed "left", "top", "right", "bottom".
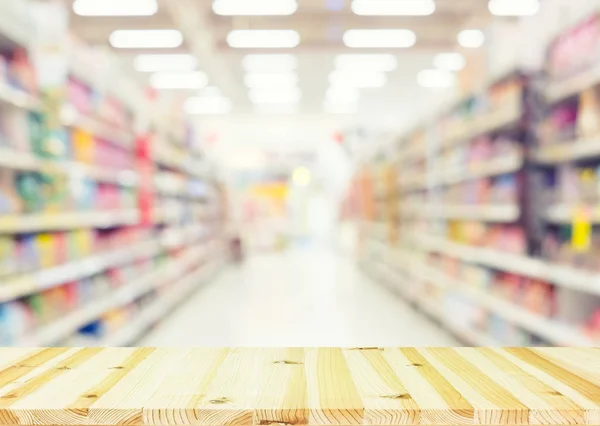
[
  {"left": 78, "top": 319, "right": 105, "bottom": 338},
  {"left": 0, "top": 303, "right": 10, "bottom": 345}
]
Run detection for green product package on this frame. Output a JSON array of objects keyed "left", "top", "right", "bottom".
[{"left": 25, "top": 293, "right": 46, "bottom": 322}]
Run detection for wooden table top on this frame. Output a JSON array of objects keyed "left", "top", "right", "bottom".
[{"left": 0, "top": 347, "right": 599, "bottom": 425}]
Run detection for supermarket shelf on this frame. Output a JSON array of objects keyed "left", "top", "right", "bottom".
[
  {"left": 532, "top": 138, "right": 600, "bottom": 164},
  {"left": 0, "top": 148, "right": 139, "bottom": 187},
  {"left": 417, "top": 296, "right": 501, "bottom": 347},
  {"left": 413, "top": 234, "right": 600, "bottom": 296},
  {"left": 399, "top": 154, "right": 523, "bottom": 193},
  {"left": 546, "top": 64, "right": 600, "bottom": 104},
  {"left": 418, "top": 262, "right": 594, "bottom": 346},
  {"left": 0, "top": 240, "right": 162, "bottom": 303},
  {"left": 426, "top": 204, "right": 519, "bottom": 222},
  {"left": 544, "top": 204, "right": 600, "bottom": 223},
  {"left": 0, "top": 84, "right": 38, "bottom": 110},
  {"left": 0, "top": 209, "right": 139, "bottom": 233},
  {"left": 361, "top": 258, "right": 501, "bottom": 346},
  {"left": 436, "top": 153, "right": 524, "bottom": 186},
  {"left": 104, "top": 257, "right": 223, "bottom": 346},
  {"left": 63, "top": 113, "right": 134, "bottom": 151},
  {"left": 465, "top": 285, "right": 594, "bottom": 346},
  {"left": 443, "top": 105, "right": 522, "bottom": 148},
  {"left": 15, "top": 246, "right": 205, "bottom": 346}
]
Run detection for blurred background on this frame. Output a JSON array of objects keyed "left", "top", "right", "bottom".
[{"left": 0, "top": 0, "right": 599, "bottom": 347}]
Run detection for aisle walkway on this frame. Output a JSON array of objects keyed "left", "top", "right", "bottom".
[{"left": 140, "top": 246, "right": 458, "bottom": 346}]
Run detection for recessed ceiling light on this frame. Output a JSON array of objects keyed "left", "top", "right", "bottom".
[
  {"left": 488, "top": 0, "right": 539, "bottom": 16},
  {"left": 110, "top": 29, "right": 183, "bottom": 49},
  {"left": 242, "top": 54, "right": 298, "bottom": 71},
  {"left": 433, "top": 53, "right": 465, "bottom": 71},
  {"left": 329, "top": 70, "right": 387, "bottom": 88},
  {"left": 335, "top": 54, "right": 397, "bottom": 71},
  {"left": 244, "top": 73, "right": 299, "bottom": 88},
  {"left": 150, "top": 71, "right": 208, "bottom": 89},
  {"left": 184, "top": 96, "right": 232, "bottom": 115},
  {"left": 134, "top": 54, "right": 197, "bottom": 72},
  {"left": 213, "top": 0, "right": 297, "bottom": 16},
  {"left": 227, "top": 30, "right": 301, "bottom": 48},
  {"left": 74, "top": 0, "right": 157, "bottom": 16},
  {"left": 343, "top": 29, "right": 416, "bottom": 48},
  {"left": 418, "top": 69, "right": 455, "bottom": 88},
  {"left": 457, "top": 29, "right": 485, "bottom": 48},
  {"left": 351, "top": 0, "right": 435, "bottom": 16},
  {"left": 249, "top": 88, "right": 302, "bottom": 104}
]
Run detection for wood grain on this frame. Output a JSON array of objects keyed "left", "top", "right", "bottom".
[{"left": 0, "top": 348, "right": 599, "bottom": 425}]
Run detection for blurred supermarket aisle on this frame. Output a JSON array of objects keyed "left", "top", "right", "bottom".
[{"left": 140, "top": 245, "right": 458, "bottom": 347}]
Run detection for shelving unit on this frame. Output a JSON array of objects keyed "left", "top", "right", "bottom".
[
  {"left": 354, "top": 27, "right": 600, "bottom": 345},
  {"left": 0, "top": 11, "right": 227, "bottom": 346}
]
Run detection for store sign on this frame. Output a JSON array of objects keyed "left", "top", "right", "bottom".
[{"left": 548, "top": 13, "right": 600, "bottom": 79}]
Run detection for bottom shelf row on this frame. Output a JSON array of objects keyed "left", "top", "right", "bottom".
[
  {"left": 1, "top": 239, "right": 227, "bottom": 347},
  {"left": 359, "top": 249, "right": 598, "bottom": 347}
]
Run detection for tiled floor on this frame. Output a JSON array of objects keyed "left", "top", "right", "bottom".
[{"left": 140, "top": 245, "right": 459, "bottom": 347}]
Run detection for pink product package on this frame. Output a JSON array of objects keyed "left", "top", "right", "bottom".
[{"left": 67, "top": 79, "right": 93, "bottom": 115}]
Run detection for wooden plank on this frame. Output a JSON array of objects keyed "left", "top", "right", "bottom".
[
  {"left": 0, "top": 348, "right": 600, "bottom": 425},
  {"left": 86, "top": 348, "right": 166, "bottom": 425},
  {"left": 195, "top": 348, "right": 268, "bottom": 425},
  {"left": 381, "top": 348, "right": 474, "bottom": 425},
  {"left": 533, "top": 348, "right": 600, "bottom": 387},
  {"left": 343, "top": 348, "right": 419, "bottom": 425},
  {"left": 495, "top": 348, "right": 600, "bottom": 425},
  {"left": 143, "top": 348, "right": 228, "bottom": 425},
  {"left": 253, "top": 348, "right": 308, "bottom": 426},
  {"left": 452, "top": 348, "right": 584, "bottom": 425},
  {"left": 420, "top": 348, "right": 530, "bottom": 424},
  {"left": 0, "top": 348, "right": 102, "bottom": 424},
  {"left": 305, "top": 348, "right": 363, "bottom": 425},
  {"left": 6, "top": 348, "right": 138, "bottom": 425},
  {"left": 0, "top": 348, "right": 41, "bottom": 372}
]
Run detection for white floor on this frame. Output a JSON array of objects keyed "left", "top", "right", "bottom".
[{"left": 140, "top": 245, "right": 459, "bottom": 347}]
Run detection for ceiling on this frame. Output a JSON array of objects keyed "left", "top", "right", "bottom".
[{"left": 67, "top": 0, "right": 498, "bottom": 118}]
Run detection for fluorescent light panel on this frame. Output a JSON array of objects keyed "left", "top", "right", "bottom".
[
  {"left": 150, "top": 71, "right": 208, "bottom": 89},
  {"left": 213, "top": 0, "right": 297, "bottom": 15},
  {"left": 134, "top": 54, "right": 197, "bottom": 72},
  {"left": 335, "top": 54, "right": 397, "bottom": 71},
  {"left": 488, "top": 0, "right": 539, "bottom": 16},
  {"left": 329, "top": 70, "right": 387, "bottom": 88},
  {"left": 433, "top": 52, "right": 465, "bottom": 71},
  {"left": 244, "top": 73, "right": 298, "bottom": 88},
  {"left": 343, "top": 29, "right": 416, "bottom": 48},
  {"left": 184, "top": 96, "right": 232, "bottom": 115},
  {"left": 74, "top": 0, "right": 157, "bottom": 16},
  {"left": 242, "top": 54, "right": 298, "bottom": 71},
  {"left": 458, "top": 29, "right": 484, "bottom": 48},
  {"left": 418, "top": 69, "right": 455, "bottom": 88},
  {"left": 351, "top": 0, "right": 435, "bottom": 16},
  {"left": 110, "top": 29, "right": 183, "bottom": 49},
  {"left": 249, "top": 88, "right": 302, "bottom": 104},
  {"left": 227, "top": 30, "right": 300, "bottom": 48}
]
